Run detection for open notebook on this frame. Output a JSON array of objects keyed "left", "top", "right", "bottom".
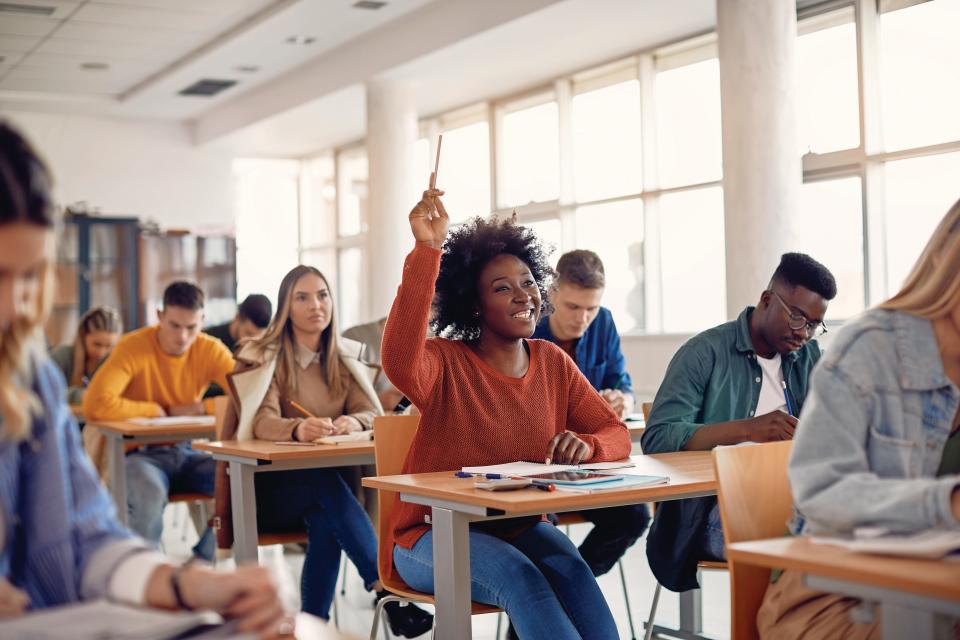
[
  {"left": 810, "top": 528, "right": 960, "bottom": 559},
  {"left": 461, "top": 459, "right": 635, "bottom": 476},
  {"left": 0, "top": 600, "right": 253, "bottom": 639}
]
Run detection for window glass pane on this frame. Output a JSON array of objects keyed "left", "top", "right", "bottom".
[
  {"left": 337, "top": 247, "right": 363, "bottom": 331},
  {"left": 523, "top": 218, "right": 562, "bottom": 268},
  {"left": 337, "top": 149, "right": 367, "bottom": 237},
  {"left": 411, "top": 137, "right": 431, "bottom": 201},
  {"left": 572, "top": 80, "right": 643, "bottom": 202},
  {"left": 234, "top": 158, "right": 300, "bottom": 311},
  {"left": 656, "top": 59, "right": 722, "bottom": 187},
  {"left": 884, "top": 151, "right": 960, "bottom": 293},
  {"left": 797, "top": 14, "right": 860, "bottom": 154},
  {"left": 500, "top": 101, "right": 559, "bottom": 207},
  {"left": 659, "top": 186, "right": 726, "bottom": 333},
  {"left": 439, "top": 122, "right": 491, "bottom": 223},
  {"left": 300, "top": 154, "right": 336, "bottom": 247},
  {"left": 574, "top": 199, "right": 645, "bottom": 332},
  {"left": 881, "top": 0, "right": 960, "bottom": 151},
  {"left": 300, "top": 247, "right": 338, "bottom": 296},
  {"left": 796, "top": 177, "right": 864, "bottom": 319}
]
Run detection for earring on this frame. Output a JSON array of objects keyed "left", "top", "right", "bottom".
[{"left": 472, "top": 311, "right": 480, "bottom": 317}]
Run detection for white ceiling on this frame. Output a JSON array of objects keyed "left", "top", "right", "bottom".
[{"left": 0, "top": 0, "right": 434, "bottom": 117}]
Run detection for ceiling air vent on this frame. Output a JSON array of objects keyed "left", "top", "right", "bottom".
[
  {"left": 0, "top": 2, "right": 57, "bottom": 16},
  {"left": 353, "top": 1, "right": 387, "bottom": 10},
  {"left": 178, "top": 79, "right": 237, "bottom": 97}
]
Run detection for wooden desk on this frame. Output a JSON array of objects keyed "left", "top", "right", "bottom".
[
  {"left": 627, "top": 423, "right": 644, "bottom": 443},
  {"left": 89, "top": 419, "right": 216, "bottom": 526},
  {"left": 194, "top": 439, "right": 375, "bottom": 563},
  {"left": 727, "top": 537, "right": 960, "bottom": 640},
  {"left": 363, "top": 451, "right": 716, "bottom": 640}
]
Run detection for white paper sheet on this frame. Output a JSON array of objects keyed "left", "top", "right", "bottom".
[
  {"left": 461, "top": 459, "right": 635, "bottom": 476},
  {"left": 129, "top": 415, "right": 216, "bottom": 427}
]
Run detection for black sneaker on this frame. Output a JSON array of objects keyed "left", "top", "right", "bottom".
[{"left": 376, "top": 591, "right": 434, "bottom": 638}]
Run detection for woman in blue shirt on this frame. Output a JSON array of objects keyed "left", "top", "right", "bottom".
[
  {"left": 757, "top": 199, "right": 960, "bottom": 638},
  {"left": 0, "top": 121, "right": 287, "bottom": 637}
]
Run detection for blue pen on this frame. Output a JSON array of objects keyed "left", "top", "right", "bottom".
[
  {"left": 454, "top": 471, "right": 473, "bottom": 478},
  {"left": 781, "top": 381, "right": 795, "bottom": 417}
]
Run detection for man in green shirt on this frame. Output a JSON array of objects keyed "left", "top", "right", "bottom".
[{"left": 641, "top": 253, "right": 837, "bottom": 592}]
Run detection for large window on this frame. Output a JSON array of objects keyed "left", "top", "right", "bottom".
[
  {"left": 655, "top": 58, "right": 722, "bottom": 188},
  {"left": 500, "top": 98, "right": 560, "bottom": 207},
  {"left": 797, "top": 177, "right": 865, "bottom": 319},
  {"left": 880, "top": 0, "right": 960, "bottom": 151},
  {"left": 884, "top": 151, "right": 960, "bottom": 292},
  {"left": 282, "top": 0, "right": 960, "bottom": 337},
  {"left": 659, "top": 187, "right": 726, "bottom": 333},
  {"left": 571, "top": 79, "right": 643, "bottom": 202},
  {"left": 796, "top": 9, "right": 860, "bottom": 154}
]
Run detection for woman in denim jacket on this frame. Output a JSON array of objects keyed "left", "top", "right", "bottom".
[{"left": 757, "top": 198, "right": 960, "bottom": 639}]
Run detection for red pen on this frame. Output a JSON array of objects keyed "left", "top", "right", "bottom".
[{"left": 533, "top": 483, "right": 556, "bottom": 492}]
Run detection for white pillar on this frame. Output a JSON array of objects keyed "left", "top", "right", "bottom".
[
  {"left": 365, "top": 78, "right": 418, "bottom": 320},
  {"left": 717, "top": 0, "right": 800, "bottom": 314}
]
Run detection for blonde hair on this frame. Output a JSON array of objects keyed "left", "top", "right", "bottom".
[
  {"left": 879, "top": 197, "right": 960, "bottom": 318},
  {"left": 69, "top": 306, "right": 123, "bottom": 386},
  {"left": 0, "top": 122, "right": 56, "bottom": 441},
  {"left": 246, "top": 265, "right": 345, "bottom": 399}
]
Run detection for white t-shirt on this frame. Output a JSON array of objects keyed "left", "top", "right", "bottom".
[{"left": 755, "top": 353, "right": 788, "bottom": 416}]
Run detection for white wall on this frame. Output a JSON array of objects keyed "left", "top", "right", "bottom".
[{"left": 1, "top": 110, "right": 235, "bottom": 231}]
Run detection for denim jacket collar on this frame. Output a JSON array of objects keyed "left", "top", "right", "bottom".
[
  {"left": 894, "top": 311, "right": 951, "bottom": 391},
  {"left": 734, "top": 306, "right": 800, "bottom": 362}
]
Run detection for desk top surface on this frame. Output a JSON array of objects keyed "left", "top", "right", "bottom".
[
  {"left": 193, "top": 439, "right": 375, "bottom": 461},
  {"left": 362, "top": 451, "right": 715, "bottom": 513},
  {"left": 89, "top": 420, "right": 215, "bottom": 438},
  {"left": 728, "top": 536, "right": 960, "bottom": 602}
]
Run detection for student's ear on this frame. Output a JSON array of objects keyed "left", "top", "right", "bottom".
[
  {"left": 156, "top": 307, "right": 165, "bottom": 323},
  {"left": 758, "top": 290, "right": 772, "bottom": 309}
]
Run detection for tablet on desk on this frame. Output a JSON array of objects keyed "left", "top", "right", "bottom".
[{"left": 527, "top": 471, "right": 622, "bottom": 486}]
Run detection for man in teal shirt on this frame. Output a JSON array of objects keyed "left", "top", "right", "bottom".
[{"left": 641, "top": 253, "right": 837, "bottom": 592}]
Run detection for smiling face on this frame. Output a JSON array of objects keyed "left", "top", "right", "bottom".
[
  {"left": 474, "top": 253, "right": 542, "bottom": 341},
  {"left": 548, "top": 282, "right": 604, "bottom": 341},
  {"left": 756, "top": 285, "right": 829, "bottom": 356},
  {"left": 289, "top": 273, "right": 333, "bottom": 339},
  {"left": 0, "top": 222, "right": 49, "bottom": 332}
]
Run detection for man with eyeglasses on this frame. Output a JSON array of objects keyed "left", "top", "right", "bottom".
[{"left": 641, "top": 252, "right": 837, "bottom": 593}]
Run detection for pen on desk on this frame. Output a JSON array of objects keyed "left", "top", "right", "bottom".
[
  {"left": 533, "top": 483, "right": 556, "bottom": 492},
  {"left": 454, "top": 471, "right": 474, "bottom": 478},
  {"left": 289, "top": 400, "right": 316, "bottom": 418},
  {"left": 781, "top": 381, "right": 795, "bottom": 417}
]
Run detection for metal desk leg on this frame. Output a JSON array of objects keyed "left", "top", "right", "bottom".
[
  {"left": 229, "top": 461, "right": 259, "bottom": 564},
  {"left": 431, "top": 507, "right": 473, "bottom": 640},
  {"left": 881, "top": 603, "right": 935, "bottom": 640},
  {"left": 105, "top": 431, "right": 128, "bottom": 526},
  {"left": 678, "top": 587, "right": 703, "bottom": 634}
]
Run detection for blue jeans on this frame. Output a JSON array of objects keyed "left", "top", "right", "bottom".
[
  {"left": 695, "top": 503, "right": 727, "bottom": 562},
  {"left": 255, "top": 468, "right": 380, "bottom": 619},
  {"left": 393, "top": 522, "right": 619, "bottom": 640},
  {"left": 126, "top": 442, "right": 215, "bottom": 560}
]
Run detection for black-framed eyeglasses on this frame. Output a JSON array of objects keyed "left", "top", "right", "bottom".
[{"left": 768, "top": 290, "right": 827, "bottom": 337}]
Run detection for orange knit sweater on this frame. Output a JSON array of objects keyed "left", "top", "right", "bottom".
[{"left": 382, "top": 244, "right": 631, "bottom": 550}]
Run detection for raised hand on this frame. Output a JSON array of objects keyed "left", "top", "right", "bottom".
[{"left": 408, "top": 189, "right": 449, "bottom": 249}]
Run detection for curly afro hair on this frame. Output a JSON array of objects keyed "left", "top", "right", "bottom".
[{"left": 432, "top": 215, "right": 555, "bottom": 340}]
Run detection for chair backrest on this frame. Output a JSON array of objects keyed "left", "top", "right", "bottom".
[
  {"left": 372, "top": 414, "right": 420, "bottom": 586},
  {"left": 713, "top": 441, "right": 794, "bottom": 640},
  {"left": 641, "top": 401, "right": 653, "bottom": 422},
  {"left": 213, "top": 395, "right": 230, "bottom": 441}
]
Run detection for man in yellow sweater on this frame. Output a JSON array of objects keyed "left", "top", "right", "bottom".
[{"left": 84, "top": 282, "right": 235, "bottom": 561}]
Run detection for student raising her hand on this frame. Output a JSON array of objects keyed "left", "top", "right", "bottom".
[{"left": 381, "top": 188, "right": 631, "bottom": 639}]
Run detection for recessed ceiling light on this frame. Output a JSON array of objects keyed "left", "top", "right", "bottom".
[
  {"left": 285, "top": 35, "right": 316, "bottom": 45},
  {"left": 80, "top": 62, "right": 110, "bottom": 71},
  {"left": 353, "top": 1, "right": 388, "bottom": 9},
  {"left": 235, "top": 65, "right": 260, "bottom": 73}
]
